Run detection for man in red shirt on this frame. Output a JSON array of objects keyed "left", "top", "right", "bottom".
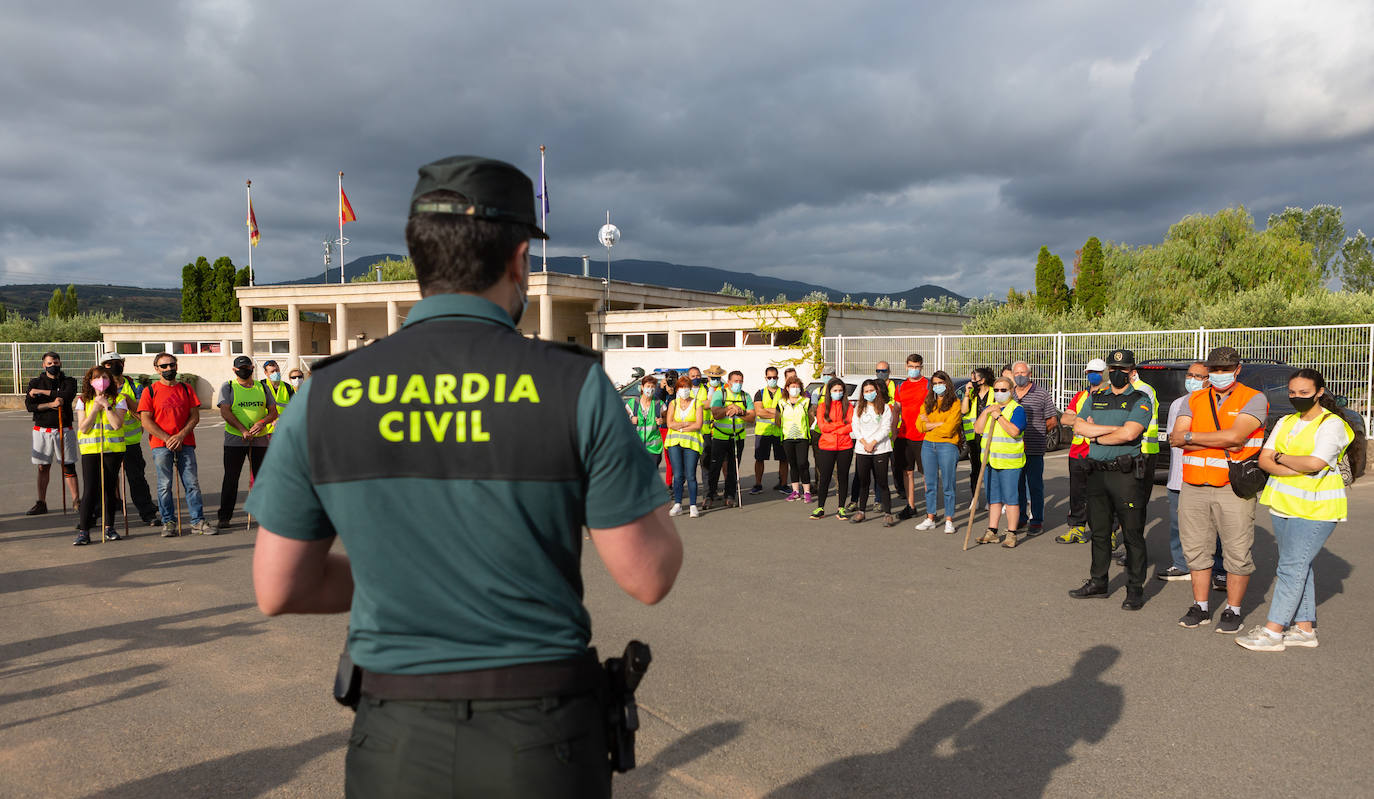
[
  {"left": 893, "top": 353, "right": 929, "bottom": 519},
  {"left": 137, "top": 352, "right": 212, "bottom": 536}
]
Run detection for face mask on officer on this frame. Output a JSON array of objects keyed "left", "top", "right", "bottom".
[
  {"left": 691, "top": 377, "right": 703, "bottom": 387},
  {"left": 932, "top": 383, "right": 947, "bottom": 396},
  {"left": 642, "top": 384, "right": 655, "bottom": 396},
  {"left": 1209, "top": 370, "right": 1237, "bottom": 390},
  {"left": 1108, "top": 369, "right": 1130, "bottom": 389},
  {"left": 1184, "top": 376, "right": 1205, "bottom": 393},
  {"left": 268, "top": 371, "right": 282, "bottom": 382},
  {"left": 159, "top": 364, "right": 177, "bottom": 381},
  {"left": 830, "top": 389, "right": 844, "bottom": 400},
  {"left": 1289, "top": 395, "right": 1318, "bottom": 413},
  {"left": 1086, "top": 371, "right": 1103, "bottom": 386},
  {"left": 994, "top": 389, "right": 1010, "bottom": 402},
  {"left": 729, "top": 381, "right": 741, "bottom": 393},
  {"left": 861, "top": 390, "right": 875, "bottom": 402},
  {"left": 91, "top": 376, "right": 110, "bottom": 394},
  {"left": 709, "top": 377, "right": 721, "bottom": 387},
  {"left": 876, "top": 369, "right": 889, "bottom": 380}
]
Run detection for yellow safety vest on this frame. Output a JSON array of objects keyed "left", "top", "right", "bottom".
[
  {"left": 1259, "top": 412, "right": 1352, "bottom": 521},
  {"left": 962, "top": 387, "right": 989, "bottom": 439},
  {"left": 117, "top": 379, "right": 143, "bottom": 445},
  {"left": 77, "top": 402, "right": 128, "bottom": 455},
  {"left": 693, "top": 385, "right": 715, "bottom": 438},
  {"left": 263, "top": 380, "right": 292, "bottom": 434},
  {"left": 226, "top": 380, "right": 270, "bottom": 438},
  {"left": 1132, "top": 378, "right": 1160, "bottom": 455},
  {"left": 711, "top": 389, "right": 750, "bottom": 440},
  {"left": 982, "top": 398, "right": 1025, "bottom": 470},
  {"left": 755, "top": 387, "right": 784, "bottom": 436},
  {"left": 664, "top": 399, "right": 703, "bottom": 453},
  {"left": 780, "top": 396, "right": 812, "bottom": 440},
  {"left": 1069, "top": 389, "right": 1094, "bottom": 448}
]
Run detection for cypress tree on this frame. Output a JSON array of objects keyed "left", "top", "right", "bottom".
[{"left": 1077, "top": 237, "right": 1108, "bottom": 316}]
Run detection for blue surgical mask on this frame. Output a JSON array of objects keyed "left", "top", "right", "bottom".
[
  {"left": 830, "top": 390, "right": 844, "bottom": 400},
  {"left": 1185, "top": 377, "right": 1205, "bottom": 393},
  {"left": 268, "top": 371, "right": 282, "bottom": 382},
  {"left": 709, "top": 378, "right": 721, "bottom": 387},
  {"left": 908, "top": 368, "right": 921, "bottom": 379},
  {"left": 933, "top": 384, "right": 947, "bottom": 396},
  {"left": 1209, "top": 372, "right": 1236, "bottom": 390},
  {"left": 766, "top": 378, "right": 778, "bottom": 389},
  {"left": 1086, "top": 372, "right": 1103, "bottom": 386},
  {"left": 863, "top": 391, "right": 877, "bottom": 402},
  {"left": 729, "top": 382, "right": 741, "bottom": 393}
]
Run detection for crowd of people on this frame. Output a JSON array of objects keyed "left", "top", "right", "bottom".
[
  {"left": 24, "top": 351, "right": 302, "bottom": 544},
  {"left": 626, "top": 347, "right": 1360, "bottom": 651}
]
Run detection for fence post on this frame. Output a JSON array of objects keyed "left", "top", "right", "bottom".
[
  {"left": 836, "top": 335, "right": 844, "bottom": 379},
  {"left": 11, "top": 342, "right": 18, "bottom": 396},
  {"left": 1366, "top": 325, "right": 1373, "bottom": 437},
  {"left": 936, "top": 333, "right": 945, "bottom": 372}
]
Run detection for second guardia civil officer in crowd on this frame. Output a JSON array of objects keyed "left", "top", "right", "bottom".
[
  {"left": 1067, "top": 350, "right": 1154, "bottom": 610},
  {"left": 248, "top": 156, "right": 682, "bottom": 798}
]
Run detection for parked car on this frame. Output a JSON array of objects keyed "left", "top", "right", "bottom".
[{"left": 1134, "top": 358, "right": 1367, "bottom": 477}]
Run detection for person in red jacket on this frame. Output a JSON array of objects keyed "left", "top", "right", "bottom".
[
  {"left": 811, "top": 377, "right": 854, "bottom": 520},
  {"left": 894, "top": 353, "right": 930, "bottom": 519}
]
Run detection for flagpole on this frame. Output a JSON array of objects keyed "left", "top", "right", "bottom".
[
  {"left": 246, "top": 180, "right": 254, "bottom": 286},
  {"left": 338, "top": 171, "right": 345, "bottom": 285},
  {"left": 540, "top": 145, "right": 547, "bottom": 272}
]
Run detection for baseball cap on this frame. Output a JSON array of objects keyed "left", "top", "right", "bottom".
[
  {"left": 233, "top": 355, "right": 253, "bottom": 369},
  {"left": 821, "top": 364, "right": 837, "bottom": 376},
  {"left": 1205, "top": 346, "right": 1241, "bottom": 369},
  {"left": 1105, "top": 350, "right": 1136, "bottom": 369},
  {"left": 100, "top": 352, "right": 124, "bottom": 363},
  {"left": 1084, "top": 358, "right": 1107, "bottom": 372},
  {"left": 410, "top": 156, "right": 548, "bottom": 239}
]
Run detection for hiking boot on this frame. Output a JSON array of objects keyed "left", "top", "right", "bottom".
[
  {"left": 1235, "top": 625, "right": 1285, "bottom": 652},
  {"left": 216, "top": 518, "right": 234, "bottom": 531},
  {"left": 1156, "top": 566, "right": 1190, "bottom": 581},
  {"left": 1282, "top": 627, "right": 1319, "bottom": 648},
  {"left": 1069, "top": 579, "right": 1109, "bottom": 599},
  {"left": 26, "top": 500, "right": 48, "bottom": 516},
  {"left": 191, "top": 519, "right": 216, "bottom": 536},
  {"left": 73, "top": 531, "right": 91, "bottom": 546},
  {"left": 1215, "top": 608, "right": 1243, "bottom": 634},
  {"left": 104, "top": 528, "right": 122, "bottom": 542},
  {"left": 976, "top": 529, "right": 1000, "bottom": 544},
  {"left": 1178, "top": 604, "right": 1211, "bottom": 628},
  {"left": 1002, "top": 532, "right": 1018, "bottom": 548},
  {"left": 161, "top": 523, "right": 179, "bottom": 538},
  {"left": 1121, "top": 588, "right": 1145, "bottom": 611}
]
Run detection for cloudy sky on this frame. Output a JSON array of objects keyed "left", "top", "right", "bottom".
[{"left": 4, "top": 0, "right": 1373, "bottom": 296}]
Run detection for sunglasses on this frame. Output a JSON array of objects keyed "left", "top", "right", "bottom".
[{"left": 157, "top": 363, "right": 177, "bottom": 370}]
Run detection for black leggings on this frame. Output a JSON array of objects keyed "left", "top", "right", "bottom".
[
  {"left": 79, "top": 451, "right": 124, "bottom": 532},
  {"left": 814, "top": 447, "right": 853, "bottom": 511},
  {"left": 783, "top": 439, "right": 810, "bottom": 487},
  {"left": 967, "top": 435, "right": 983, "bottom": 493},
  {"left": 854, "top": 452, "right": 892, "bottom": 514}
]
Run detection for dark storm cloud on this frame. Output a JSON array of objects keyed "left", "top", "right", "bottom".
[{"left": 2, "top": 0, "right": 1372, "bottom": 295}]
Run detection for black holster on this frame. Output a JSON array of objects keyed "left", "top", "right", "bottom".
[
  {"left": 334, "top": 646, "right": 362, "bottom": 711},
  {"left": 603, "top": 640, "right": 652, "bottom": 773}
]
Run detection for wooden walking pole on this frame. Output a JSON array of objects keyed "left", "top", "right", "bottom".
[
  {"left": 173, "top": 449, "right": 182, "bottom": 534},
  {"left": 121, "top": 463, "right": 129, "bottom": 536},
  {"left": 962, "top": 426, "right": 995, "bottom": 551},
  {"left": 99, "top": 423, "right": 107, "bottom": 543},
  {"left": 246, "top": 443, "right": 257, "bottom": 529},
  {"left": 57, "top": 401, "right": 68, "bottom": 515}
]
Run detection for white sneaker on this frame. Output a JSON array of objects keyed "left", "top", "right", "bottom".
[
  {"left": 1236, "top": 625, "right": 1286, "bottom": 652},
  {"left": 943, "top": 518, "right": 956, "bottom": 534},
  {"left": 915, "top": 517, "right": 938, "bottom": 531},
  {"left": 669, "top": 503, "right": 682, "bottom": 517},
  {"left": 1282, "top": 627, "right": 1319, "bottom": 648},
  {"left": 688, "top": 505, "right": 700, "bottom": 518}
]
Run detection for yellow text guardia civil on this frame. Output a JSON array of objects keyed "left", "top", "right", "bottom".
[{"left": 332, "top": 373, "right": 541, "bottom": 444}]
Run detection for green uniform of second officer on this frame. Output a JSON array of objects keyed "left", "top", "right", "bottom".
[
  {"left": 1068, "top": 349, "right": 1154, "bottom": 610},
  {"left": 248, "top": 155, "right": 683, "bottom": 799}
]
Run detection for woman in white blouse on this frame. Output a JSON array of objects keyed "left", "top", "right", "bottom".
[{"left": 850, "top": 378, "right": 897, "bottom": 526}]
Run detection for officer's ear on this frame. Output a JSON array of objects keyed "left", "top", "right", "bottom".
[{"left": 508, "top": 240, "right": 530, "bottom": 284}]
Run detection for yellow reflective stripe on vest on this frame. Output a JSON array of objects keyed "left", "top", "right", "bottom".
[
  {"left": 264, "top": 381, "right": 291, "bottom": 434},
  {"left": 712, "top": 390, "right": 748, "bottom": 440},
  {"left": 781, "top": 397, "right": 811, "bottom": 440},
  {"left": 693, "top": 386, "right": 715, "bottom": 436},
  {"left": 1132, "top": 379, "right": 1160, "bottom": 454},
  {"left": 754, "top": 388, "right": 783, "bottom": 436},
  {"left": 983, "top": 398, "right": 1025, "bottom": 469},
  {"left": 78, "top": 407, "right": 128, "bottom": 455},
  {"left": 1259, "top": 412, "right": 1350, "bottom": 521},
  {"left": 118, "top": 380, "right": 143, "bottom": 445},
  {"left": 664, "top": 400, "right": 703, "bottom": 453}
]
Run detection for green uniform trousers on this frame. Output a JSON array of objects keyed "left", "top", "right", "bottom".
[
  {"left": 1087, "top": 467, "right": 1148, "bottom": 590},
  {"left": 345, "top": 693, "right": 610, "bottom": 798}
]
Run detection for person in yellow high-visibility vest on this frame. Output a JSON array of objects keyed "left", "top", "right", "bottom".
[
  {"left": 971, "top": 376, "right": 1026, "bottom": 548},
  {"left": 750, "top": 366, "right": 790, "bottom": 495},
  {"left": 73, "top": 365, "right": 128, "bottom": 545},
  {"left": 101, "top": 352, "right": 161, "bottom": 526},
  {"left": 664, "top": 375, "right": 705, "bottom": 518},
  {"left": 216, "top": 356, "right": 278, "bottom": 530},
  {"left": 1238, "top": 368, "right": 1357, "bottom": 651},
  {"left": 260, "top": 360, "right": 295, "bottom": 435}
]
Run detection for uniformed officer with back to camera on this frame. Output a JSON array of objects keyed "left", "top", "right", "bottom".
[
  {"left": 247, "top": 155, "right": 683, "bottom": 799},
  {"left": 1067, "top": 349, "right": 1154, "bottom": 611}
]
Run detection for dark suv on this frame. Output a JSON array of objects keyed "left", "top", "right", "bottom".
[{"left": 1134, "top": 359, "right": 1367, "bottom": 476}]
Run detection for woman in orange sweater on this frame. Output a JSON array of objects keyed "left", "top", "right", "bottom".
[
  {"left": 915, "top": 370, "right": 965, "bottom": 533},
  {"left": 811, "top": 377, "right": 854, "bottom": 520}
]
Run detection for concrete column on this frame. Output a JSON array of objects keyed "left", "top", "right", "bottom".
[
  {"left": 539, "top": 293, "right": 554, "bottom": 341},
  {"left": 287, "top": 303, "right": 300, "bottom": 370},
  {"left": 240, "top": 304, "right": 255, "bottom": 364},
  {"left": 335, "top": 302, "right": 349, "bottom": 354},
  {"left": 387, "top": 300, "right": 399, "bottom": 337}
]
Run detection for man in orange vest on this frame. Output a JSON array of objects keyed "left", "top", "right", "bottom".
[{"left": 1168, "top": 346, "right": 1268, "bottom": 635}]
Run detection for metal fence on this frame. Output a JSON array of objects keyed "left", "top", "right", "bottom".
[
  {"left": 823, "top": 325, "right": 1374, "bottom": 434},
  {"left": 0, "top": 342, "right": 105, "bottom": 394}
]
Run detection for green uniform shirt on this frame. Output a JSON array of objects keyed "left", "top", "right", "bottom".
[
  {"left": 1086, "top": 388, "right": 1153, "bottom": 461},
  {"left": 245, "top": 294, "right": 664, "bottom": 675}
]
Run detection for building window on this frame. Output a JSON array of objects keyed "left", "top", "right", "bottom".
[
  {"left": 231, "top": 341, "right": 243, "bottom": 354},
  {"left": 681, "top": 332, "right": 708, "bottom": 348},
  {"left": 115, "top": 342, "right": 142, "bottom": 355},
  {"left": 774, "top": 329, "right": 803, "bottom": 347},
  {"left": 173, "top": 341, "right": 226, "bottom": 354},
  {"left": 742, "top": 330, "right": 770, "bottom": 346},
  {"left": 604, "top": 334, "right": 624, "bottom": 349},
  {"left": 709, "top": 331, "right": 735, "bottom": 348},
  {"left": 624, "top": 334, "right": 645, "bottom": 348},
  {"left": 646, "top": 332, "right": 669, "bottom": 349},
  {"left": 142, "top": 341, "right": 169, "bottom": 355},
  {"left": 252, "top": 339, "right": 291, "bottom": 355}
]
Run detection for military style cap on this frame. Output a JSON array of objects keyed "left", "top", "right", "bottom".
[
  {"left": 1205, "top": 346, "right": 1241, "bottom": 368},
  {"left": 1104, "top": 349, "right": 1136, "bottom": 368},
  {"left": 410, "top": 156, "right": 548, "bottom": 239}
]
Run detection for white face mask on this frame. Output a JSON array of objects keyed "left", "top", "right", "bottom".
[
  {"left": 642, "top": 385, "right": 655, "bottom": 396},
  {"left": 994, "top": 390, "right": 1011, "bottom": 402},
  {"left": 788, "top": 386, "right": 801, "bottom": 397},
  {"left": 289, "top": 376, "right": 302, "bottom": 386},
  {"left": 676, "top": 388, "right": 690, "bottom": 400},
  {"left": 730, "top": 382, "right": 742, "bottom": 393}
]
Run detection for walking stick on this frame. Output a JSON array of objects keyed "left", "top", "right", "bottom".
[
  {"left": 57, "top": 401, "right": 68, "bottom": 515},
  {"left": 246, "top": 441, "right": 256, "bottom": 530},
  {"left": 99, "top": 416, "right": 107, "bottom": 544},
  {"left": 962, "top": 426, "right": 995, "bottom": 551},
  {"left": 173, "top": 448, "right": 182, "bottom": 535},
  {"left": 121, "top": 463, "right": 129, "bottom": 537}
]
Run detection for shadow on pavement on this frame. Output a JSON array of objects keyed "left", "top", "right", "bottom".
[
  {"left": 86, "top": 730, "right": 346, "bottom": 799},
  {"left": 0, "top": 679, "right": 168, "bottom": 733},
  {"left": 0, "top": 544, "right": 252, "bottom": 595},
  {"left": 615, "top": 720, "right": 744, "bottom": 796},
  {"left": 765, "top": 646, "right": 1123, "bottom": 799},
  {"left": 0, "top": 663, "right": 163, "bottom": 708}
]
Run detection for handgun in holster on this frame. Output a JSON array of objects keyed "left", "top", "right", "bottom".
[{"left": 604, "top": 640, "right": 652, "bottom": 773}]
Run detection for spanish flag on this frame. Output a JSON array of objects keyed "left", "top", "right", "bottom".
[
  {"left": 247, "top": 198, "right": 260, "bottom": 246},
  {"left": 339, "top": 187, "right": 357, "bottom": 226}
]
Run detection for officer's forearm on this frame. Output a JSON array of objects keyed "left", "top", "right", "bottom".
[{"left": 253, "top": 529, "right": 353, "bottom": 615}]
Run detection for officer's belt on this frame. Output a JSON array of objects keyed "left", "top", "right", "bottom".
[
  {"left": 361, "top": 650, "right": 601, "bottom": 701},
  {"left": 1088, "top": 459, "right": 1127, "bottom": 471}
]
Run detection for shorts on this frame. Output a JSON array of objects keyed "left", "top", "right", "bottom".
[
  {"left": 32, "top": 428, "right": 78, "bottom": 467},
  {"left": 894, "top": 438, "right": 924, "bottom": 474},
  {"left": 984, "top": 466, "right": 1021, "bottom": 506},
  {"left": 1178, "top": 483, "right": 1256, "bottom": 575},
  {"left": 754, "top": 434, "right": 785, "bottom": 461}
]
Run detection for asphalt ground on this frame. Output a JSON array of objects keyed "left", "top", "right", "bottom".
[{"left": 2, "top": 411, "right": 1373, "bottom": 798}]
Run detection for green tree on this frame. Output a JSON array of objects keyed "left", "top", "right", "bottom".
[
  {"left": 1033, "top": 246, "right": 1070, "bottom": 313},
  {"left": 1268, "top": 204, "right": 1345, "bottom": 281},
  {"left": 181, "top": 261, "right": 202, "bottom": 321},
  {"left": 0, "top": 301, "right": 7, "bottom": 322},
  {"left": 921, "top": 295, "right": 962, "bottom": 314},
  {"left": 351, "top": 257, "right": 417, "bottom": 283},
  {"left": 210, "top": 256, "right": 238, "bottom": 321},
  {"left": 1341, "top": 231, "right": 1374, "bottom": 293},
  {"left": 62, "top": 284, "right": 78, "bottom": 317},
  {"left": 47, "top": 289, "right": 64, "bottom": 319},
  {"left": 1075, "top": 237, "right": 1108, "bottom": 316},
  {"left": 194, "top": 257, "right": 215, "bottom": 320}
]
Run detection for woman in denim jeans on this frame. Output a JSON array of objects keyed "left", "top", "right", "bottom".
[
  {"left": 915, "top": 371, "right": 963, "bottom": 534},
  {"left": 1239, "top": 369, "right": 1355, "bottom": 652}
]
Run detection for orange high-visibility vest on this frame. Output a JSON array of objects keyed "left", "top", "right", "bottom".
[{"left": 1180, "top": 384, "right": 1265, "bottom": 487}]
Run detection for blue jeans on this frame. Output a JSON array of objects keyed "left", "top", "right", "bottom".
[
  {"left": 921, "top": 441, "right": 959, "bottom": 518},
  {"left": 1017, "top": 453, "right": 1045, "bottom": 526},
  {"left": 984, "top": 466, "right": 1021, "bottom": 506},
  {"left": 152, "top": 446, "right": 205, "bottom": 523},
  {"left": 666, "top": 445, "right": 699, "bottom": 506},
  {"left": 1168, "top": 489, "right": 1224, "bottom": 574},
  {"left": 1267, "top": 513, "right": 1336, "bottom": 627}
]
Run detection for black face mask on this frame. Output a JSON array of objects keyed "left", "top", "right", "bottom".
[
  {"left": 1289, "top": 396, "right": 1317, "bottom": 413},
  {"left": 1108, "top": 369, "right": 1130, "bottom": 389},
  {"left": 45, "top": 365, "right": 61, "bottom": 376},
  {"left": 234, "top": 367, "right": 254, "bottom": 379},
  {"left": 160, "top": 368, "right": 178, "bottom": 381},
  {"left": 105, "top": 362, "right": 124, "bottom": 377}
]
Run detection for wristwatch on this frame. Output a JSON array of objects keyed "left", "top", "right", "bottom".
[{"left": 1183, "top": 432, "right": 1192, "bottom": 444}]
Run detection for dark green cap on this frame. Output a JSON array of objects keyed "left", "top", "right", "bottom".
[
  {"left": 1105, "top": 349, "right": 1136, "bottom": 368},
  {"left": 409, "top": 155, "right": 548, "bottom": 239}
]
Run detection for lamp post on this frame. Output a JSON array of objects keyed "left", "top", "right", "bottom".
[{"left": 597, "top": 213, "right": 620, "bottom": 350}]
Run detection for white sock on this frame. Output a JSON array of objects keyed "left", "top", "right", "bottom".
[
  {"left": 1263, "top": 627, "right": 1283, "bottom": 639},
  {"left": 1197, "top": 601, "right": 1209, "bottom": 612},
  {"left": 1227, "top": 604, "right": 1241, "bottom": 615}
]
